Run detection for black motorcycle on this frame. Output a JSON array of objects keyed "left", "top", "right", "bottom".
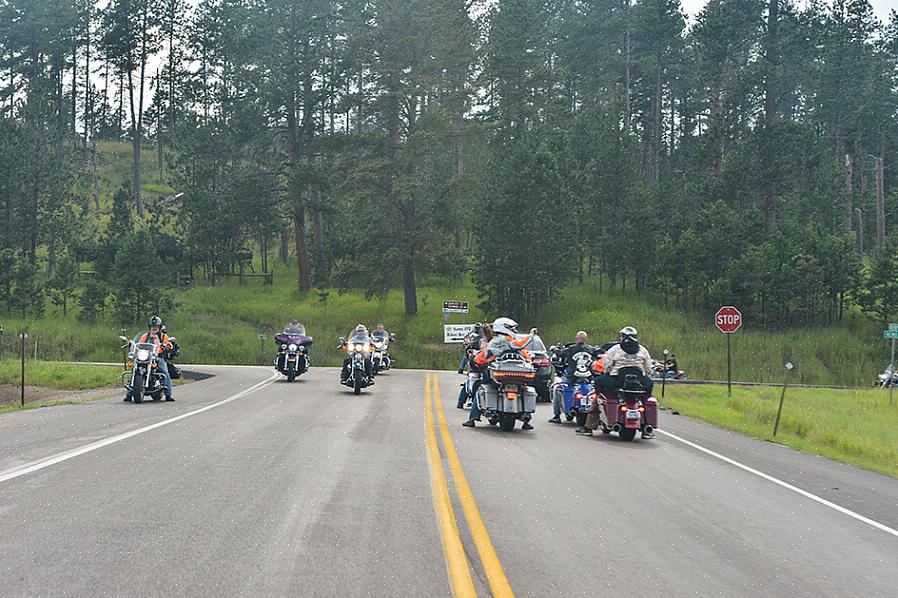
[
  {"left": 120, "top": 335, "right": 168, "bottom": 403},
  {"left": 339, "top": 335, "right": 374, "bottom": 394}
]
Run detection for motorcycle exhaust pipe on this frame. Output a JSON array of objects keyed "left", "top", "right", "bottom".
[
  {"left": 644, "top": 425, "right": 654, "bottom": 436},
  {"left": 612, "top": 423, "right": 621, "bottom": 433}
]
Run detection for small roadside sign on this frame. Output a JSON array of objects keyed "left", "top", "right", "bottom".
[
  {"left": 442, "top": 300, "right": 469, "bottom": 314},
  {"left": 885, "top": 330, "right": 898, "bottom": 340},
  {"left": 444, "top": 324, "right": 475, "bottom": 343},
  {"left": 889, "top": 323, "right": 898, "bottom": 331}
]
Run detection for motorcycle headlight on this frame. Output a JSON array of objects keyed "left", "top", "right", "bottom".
[
  {"left": 288, "top": 343, "right": 298, "bottom": 351},
  {"left": 136, "top": 349, "right": 150, "bottom": 361},
  {"left": 354, "top": 343, "right": 363, "bottom": 352},
  {"left": 281, "top": 344, "right": 287, "bottom": 350},
  {"left": 374, "top": 341, "right": 383, "bottom": 349}
]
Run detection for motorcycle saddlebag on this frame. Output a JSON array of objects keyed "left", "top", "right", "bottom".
[
  {"left": 522, "top": 386, "right": 537, "bottom": 413},
  {"left": 479, "top": 384, "right": 500, "bottom": 411},
  {"left": 644, "top": 396, "right": 658, "bottom": 428},
  {"left": 168, "top": 363, "right": 182, "bottom": 380}
]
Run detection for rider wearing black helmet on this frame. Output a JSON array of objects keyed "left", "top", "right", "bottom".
[{"left": 125, "top": 316, "right": 175, "bottom": 402}]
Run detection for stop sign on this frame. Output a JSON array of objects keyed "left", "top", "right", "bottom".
[{"left": 715, "top": 306, "right": 742, "bottom": 333}]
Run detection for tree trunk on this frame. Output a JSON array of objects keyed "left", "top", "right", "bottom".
[
  {"left": 763, "top": 0, "right": 779, "bottom": 232},
  {"left": 293, "top": 211, "right": 311, "bottom": 294},
  {"left": 843, "top": 154, "right": 853, "bottom": 232},
  {"left": 875, "top": 156, "right": 885, "bottom": 254},
  {"left": 403, "top": 254, "right": 417, "bottom": 316}
]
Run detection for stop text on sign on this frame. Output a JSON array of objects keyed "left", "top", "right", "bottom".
[{"left": 715, "top": 306, "right": 743, "bottom": 333}]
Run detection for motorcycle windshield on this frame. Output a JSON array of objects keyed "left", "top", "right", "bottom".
[
  {"left": 283, "top": 324, "right": 306, "bottom": 336},
  {"left": 348, "top": 334, "right": 370, "bottom": 344},
  {"left": 515, "top": 334, "right": 546, "bottom": 353}
]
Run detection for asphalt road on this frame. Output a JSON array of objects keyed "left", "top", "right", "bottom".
[{"left": 0, "top": 365, "right": 896, "bottom": 597}]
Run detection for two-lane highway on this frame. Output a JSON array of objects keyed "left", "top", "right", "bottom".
[{"left": 1, "top": 366, "right": 896, "bottom": 597}]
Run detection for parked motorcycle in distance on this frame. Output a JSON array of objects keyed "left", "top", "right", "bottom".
[
  {"left": 596, "top": 367, "right": 658, "bottom": 441},
  {"left": 339, "top": 335, "right": 374, "bottom": 395},
  {"left": 651, "top": 360, "right": 686, "bottom": 380},
  {"left": 477, "top": 353, "right": 537, "bottom": 431},
  {"left": 371, "top": 330, "right": 394, "bottom": 374},
  {"left": 875, "top": 365, "right": 898, "bottom": 387},
  {"left": 120, "top": 335, "right": 167, "bottom": 403},
  {"left": 274, "top": 324, "right": 313, "bottom": 382}
]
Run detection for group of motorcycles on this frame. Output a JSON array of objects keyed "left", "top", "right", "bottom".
[
  {"left": 271, "top": 322, "right": 395, "bottom": 394},
  {"left": 458, "top": 334, "right": 658, "bottom": 439}
]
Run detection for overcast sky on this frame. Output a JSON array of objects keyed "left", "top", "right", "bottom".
[{"left": 680, "top": 0, "right": 895, "bottom": 24}]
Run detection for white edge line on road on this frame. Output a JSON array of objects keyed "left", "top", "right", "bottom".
[
  {"left": 0, "top": 371, "right": 279, "bottom": 485},
  {"left": 657, "top": 429, "right": 898, "bottom": 539}
]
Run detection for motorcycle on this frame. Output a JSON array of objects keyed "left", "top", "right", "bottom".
[
  {"left": 370, "top": 331, "right": 395, "bottom": 374},
  {"left": 651, "top": 360, "right": 686, "bottom": 380},
  {"left": 875, "top": 366, "right": 898, "bottom": 387},
  {"left": 120, "top": 336, "right": 168, "bottom": 403},
  {"left": 549, "top": 343, "right": 595, "bottom": 426},
  {"left": 476, "top": 352, "right": 537, "bottom": 431},
  {"left": 459, "top": 345, "right": 482, "bottom": 409},
  {"left": 596, "top": 367, "right": 659, "bottom": 441},
  {"left": 339, "top": 335, "right": 374, "bottom": 395},
  {"left": 274, "top": 325, "right": 313, "bottom": 382}
]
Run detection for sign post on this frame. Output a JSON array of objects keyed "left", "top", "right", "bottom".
[
  {"left": 661, "top": 348, "right": 669, "bottom": 399},
  {"left": 19, "top": 332, "right": 27, "bottom": 408},
  {"left": 884, "top": 324, "right": 898, "bottom": 406},
  {"left": 715, "top": 306, "right": 742, "bottom": 397},
  {"left": 773, "top": 362, "right": 794, "bottom": 436}
]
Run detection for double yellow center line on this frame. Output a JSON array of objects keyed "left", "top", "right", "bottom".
[{"left": 424, "top": 372, "right": 515, "bottom": 598}]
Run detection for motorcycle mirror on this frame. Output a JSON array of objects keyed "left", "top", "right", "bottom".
[
  {"left": 389, "top": 333, "right": 396, "bottom": 340},
  {"left": 119, "top": 335, "right": 129, "bottom": 342}
]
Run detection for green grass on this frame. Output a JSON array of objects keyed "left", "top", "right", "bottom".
[
  {"left": 0, "top": 360, "right": 121, "bottom": 390},
  {"left": 662, "top": 384, "right": 898, "bottom": 479}
]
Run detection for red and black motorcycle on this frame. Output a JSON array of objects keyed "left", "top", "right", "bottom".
[{"left": 596, "top": 367, "right": 658, "bottom": 441}]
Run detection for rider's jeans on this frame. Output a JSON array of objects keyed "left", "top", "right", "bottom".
[{"left": 127, "top": 358, "right": 173, "bottom": 398}]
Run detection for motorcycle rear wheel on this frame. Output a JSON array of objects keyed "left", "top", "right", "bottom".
[
  {"left": 619, "top": 428, "right": 637, "bottom": 441},
  {"left": 499, "top": 414, "right": 517, "bottom": 432},
  {"left": 575, "top": 412, "right": 587, "bottom": 427}
]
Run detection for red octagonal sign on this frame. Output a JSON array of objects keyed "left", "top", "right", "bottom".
[{"left": 715, "top": 306, "right": 742, "bottom": 333}]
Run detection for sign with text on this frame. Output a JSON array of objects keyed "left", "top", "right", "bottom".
[
  {"left": 444, "top": 324, "right": 475, "bottom": 343},
  {"left": 715, "top": 306, "right": 743, "bottom": 333},
  {"left": 442, "top": 300, "right": 469, "bottom": 313}
]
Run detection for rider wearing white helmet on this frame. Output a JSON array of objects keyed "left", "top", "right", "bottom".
[{"left": 463, "top": 317, "right": 536, "bottom": 430}]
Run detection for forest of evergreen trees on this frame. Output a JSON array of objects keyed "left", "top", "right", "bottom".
[{"left": 0, "top": 0, "right": 897, "bottom": 326}]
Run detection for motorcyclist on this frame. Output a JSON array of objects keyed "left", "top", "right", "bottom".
[
  {"left": 125, "top": 315, "right": 174, "bottom": 402},
  {"left": 457, "top": 323, "right": 488, "bottom": 409},
  {"left": 463, "top": 317, "right": 534, "bottom": 430},
  {"left": 283, "top": 319, "right": 304, "bottom": 335},
  {"left": 577, "top": 326, "right": 653, "bottom": 436},
  {"left": 548, "top": 330, "right": 594, "bottom": 424},
  {"left": 340, "top": 324, "right": 374, "bottom": 383},
  {"left": 159, "top": 325, "right": 181, "bottom": 380},
  {"left": 665, "top": 354, "right": 679, "bottom": 379}
]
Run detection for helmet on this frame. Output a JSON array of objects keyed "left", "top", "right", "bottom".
[
  {"left": 149, "top": 315, "right": 163, "bottom": 328},
  {"left": 491, "top": 317, "right": 518, "bottom": 337},
  {"left": 619, "top": 326, "right": 638, "bottom": 338},
  {"left": 354, "top": 324, "right": 368, "bottom": 333}
]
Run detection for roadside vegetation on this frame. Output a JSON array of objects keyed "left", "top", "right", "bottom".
[
  {"left": 662, "top": 384, "right": 898, "bottom": 480},
  {"left": 0, "top": 361, "right": 121, "bottom": 390}
]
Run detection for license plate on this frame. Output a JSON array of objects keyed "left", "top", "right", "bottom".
[
  {"left": 626, "top": 409, "right": 641, "bottom": 427},
  {"left": 580, "top": 396, "right": 590, "bottom": 407}
]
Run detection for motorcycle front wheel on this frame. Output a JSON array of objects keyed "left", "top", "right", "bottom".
[
  {"left": 132, "top": 371, "right": 144, "bottom": 404},
  {"left": 354, "top": 375, "right": 362, "bottom": 395}
]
